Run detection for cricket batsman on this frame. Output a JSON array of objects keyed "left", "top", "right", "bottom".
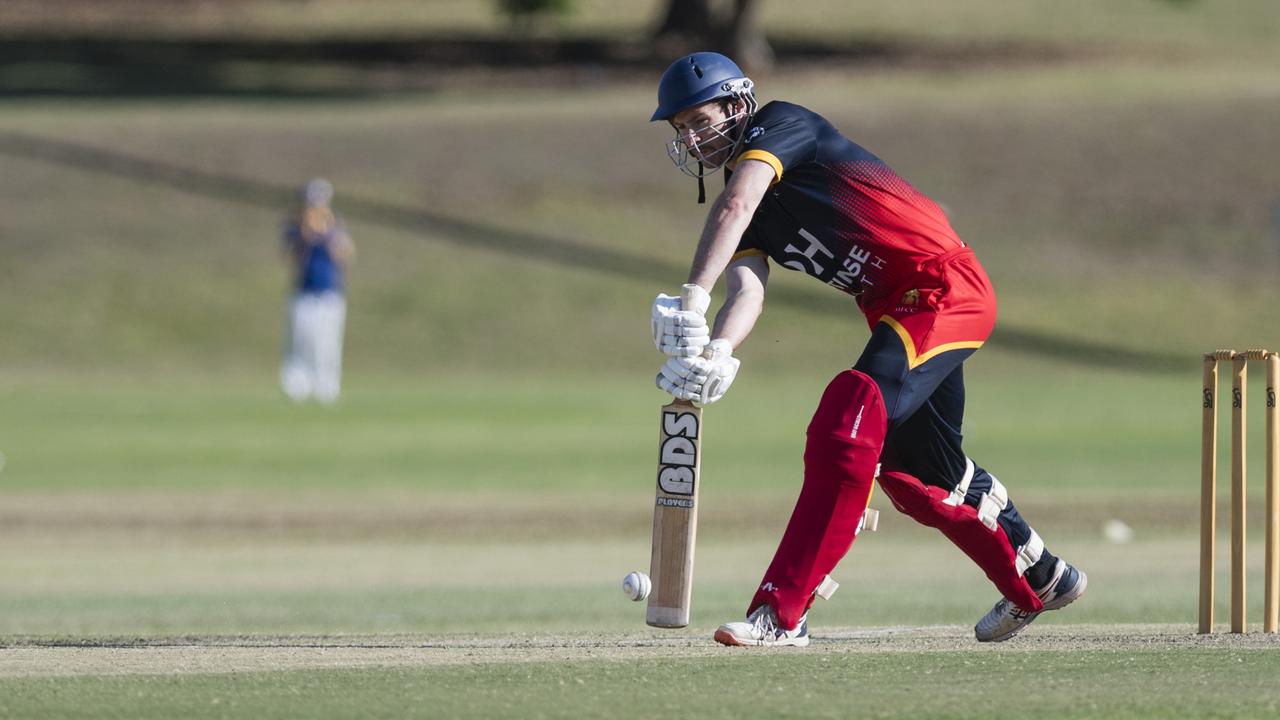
[{"left": 648, "top": 52, "right": 1087, "bottom": 645}]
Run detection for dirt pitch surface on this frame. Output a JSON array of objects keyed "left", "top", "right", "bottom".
[{"left": 3, "top": 625, "right": 1275, "bottom": 678}]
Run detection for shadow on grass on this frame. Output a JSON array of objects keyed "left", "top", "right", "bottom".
[
  {"left": 0, "top": 34, "right": 1080, "bottom": 98},
  {"left": 0, "top": 35, "right": 648, "bottom": 98},
  {"left": 0, "top": 130, "right": 1183, "bottom": 373}
]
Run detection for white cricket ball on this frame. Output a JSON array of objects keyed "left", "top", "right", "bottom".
[
  {"left": 1103, "top": 518, "right": 1135, "bottom": 544},
  {"left": 622, "top": 571, "right": 651, "bottom": 602}
]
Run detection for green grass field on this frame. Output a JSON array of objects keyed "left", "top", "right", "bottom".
[
  {"left": 3, "top": 369, "right": 1280, "bottom": 716},
  {"left": 3, "top": 1, "right": 1280, "bottom": 717}
]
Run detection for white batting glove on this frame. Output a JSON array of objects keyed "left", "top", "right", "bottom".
[
  {"left": 651, "top": 284, "right": 711, "bottom": 357},
  {"left": 696, "top": 340, "right": 740, "bottom": 405},
  {"left": 656, "top": 355, "right": 702, "bottom": 402},
  {"left": 655, "top": 339, "right": 741, "bottom": 406}
]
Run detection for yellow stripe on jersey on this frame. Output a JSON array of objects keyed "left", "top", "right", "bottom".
[
  {"left": 733, "top": 149, "right": 784, "bottom": 184},
  {"left": 880, "top": 316, "right": 985, "bottom": 370},
  {"left": 730, "top": 248, "right": 768, "bottom": 262}
]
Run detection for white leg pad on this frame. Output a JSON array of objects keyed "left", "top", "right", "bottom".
[
  {"left": 976, "top": 476, "right": 1009, "bottom": 531},
  {"left": 943, "top": 458, "right": 976, "bottom": 507},
  {"left": 1014, "top": 529, "right": 1045, "bottom": 576},
  {"left": 815, "top": 574, "right": 839, "bottom": 600}
]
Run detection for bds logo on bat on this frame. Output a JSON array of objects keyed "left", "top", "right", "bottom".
[{"left": 657, "top": 408, "right": 699, "bottom": 503}]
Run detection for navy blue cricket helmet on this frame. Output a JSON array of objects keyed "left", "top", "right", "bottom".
[{"left": 650, "top": 52, "right": 756, "bottom": 122}]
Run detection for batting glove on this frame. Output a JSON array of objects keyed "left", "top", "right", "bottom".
[
  {"left": 652, "top": 284, "right": 711, "bottom": 357},
  {"left": 656, "top": 339, "right": 740, "bottom": 406}
]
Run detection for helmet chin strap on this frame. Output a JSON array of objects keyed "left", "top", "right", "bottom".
[{"left": 697, "top": 162, "right": 706, "bottom": 204}]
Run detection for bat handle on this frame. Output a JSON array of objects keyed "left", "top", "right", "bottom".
[{"left": 680, "top": 283, "right": 705, "bottom": 311}]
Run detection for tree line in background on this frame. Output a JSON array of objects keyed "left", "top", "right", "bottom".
[
  {"left": 500, "top": 0, "right": 1198, "bottom": 70},
  {"left": 500, "top": 0, "right": 772, "bottom": 69}
]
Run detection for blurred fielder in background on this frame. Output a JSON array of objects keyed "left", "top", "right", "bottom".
[
  {"left": 280, "top": 178, "right": 354, "bottom": 404},
  {"left": 648, "top": 52, "right": 1086, "bottom": 646}
]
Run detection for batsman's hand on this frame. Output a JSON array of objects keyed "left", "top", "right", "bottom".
[
  {"left": 656, "top": 339, "right": 740, "bottom": 406},
  {"left": 651, "top": 284, "right": 711, "bottom": 357}
]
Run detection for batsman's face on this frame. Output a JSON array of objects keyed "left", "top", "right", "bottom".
[
  {"left": 668, "top": 100, "right": 746, "bottom": 170},
  {"left": 665, "top": 98, "right": 747, "bottom": 175}
]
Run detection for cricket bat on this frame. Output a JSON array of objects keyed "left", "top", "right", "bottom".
[
  {"left": 646, "top": 397, "right": 705, "bottom": 628},
  {"left": 646, "top": 284, "right": 709, "bottom": 628}
]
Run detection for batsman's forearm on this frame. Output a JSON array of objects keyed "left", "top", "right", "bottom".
[
  {"left": 687, "top": 195, "right": 757, "bottom": 292},
  {"left": 712, "top": 285, "right": 764, "bottom": 350}
]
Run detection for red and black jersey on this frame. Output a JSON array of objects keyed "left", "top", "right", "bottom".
[{"left": 730, "top": 101, "right": 969, "bottom": 321}]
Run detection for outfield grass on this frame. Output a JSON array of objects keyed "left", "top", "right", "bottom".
[
  {"left": 2, "top": 58, "right": 1278, "bottom": 376},
  {"left": 0, "top": 366, "right": 1274, "bottom": 639},
  {"left": 0, "top": 360, "right": 1222, "bottom": 495},
  {"left": 5, "top": 362, "right": 1276, "bottom": 714}
]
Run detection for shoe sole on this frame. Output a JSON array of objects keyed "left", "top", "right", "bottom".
[
  {"left": 713, "top": 628, "right": 810, "bottom": 647},
  {"left": 713, "top": 628, "right": 747, "bottom": 646},
  {"left": 979, "top": 570, "right": 1089, "bottom": 643},
  {"left": 980, "top": 612, "right": 1040, "bottom": 643}
]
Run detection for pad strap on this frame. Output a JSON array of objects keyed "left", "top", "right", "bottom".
[
  {"left": 815, "top": 574, "right": 839, "bottom": 600},
  {"left": 942, "top": 458, "right": 976, "bottom": 507},
  {"left": 976, "top": 475, "right": 1009, "bottom": 531},
  {"left": 856, "top": 508, "right": 879, "bottom": 536},
  {"left": 1014, "top": 529, "right": 1045, "bottom": 576}
]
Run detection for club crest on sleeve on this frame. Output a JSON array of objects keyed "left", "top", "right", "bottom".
[{"left": 745, "top": 126, "right": 765, "bottom": 144}]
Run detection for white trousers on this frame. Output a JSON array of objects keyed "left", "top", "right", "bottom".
[{"left": 280, "top": 291, "right": 346, "bottom": 403}]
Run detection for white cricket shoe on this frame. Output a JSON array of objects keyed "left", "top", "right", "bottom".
[
  {"left": 974, "top": 559, "right": 1087, "bottom": 643},
  {"left": 714, "top": 604, "right": 810, "bottom": 647}
]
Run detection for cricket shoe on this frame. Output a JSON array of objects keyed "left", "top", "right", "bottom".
[
  {"left": 714, "top": 604, "right": 809, "bottom": 647},
  {"left": 974, "top": 559, "right": 1087, "bottom": 643}
]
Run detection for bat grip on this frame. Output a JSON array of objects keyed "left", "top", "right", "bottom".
[{"left": 680, "top": 284, "right": 704, "bottom": 310}]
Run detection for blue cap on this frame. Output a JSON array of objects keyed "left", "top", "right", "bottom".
[
  {"left": 651, "top": 52, "right": 752, "bottom": 122},
  {"left": 303, "top": 178, "right": 333, "bottom": 206}
]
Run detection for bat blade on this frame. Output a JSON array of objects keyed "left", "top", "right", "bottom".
[{"left": 647, "top": 398, "right": 703, "bottom": 628}]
